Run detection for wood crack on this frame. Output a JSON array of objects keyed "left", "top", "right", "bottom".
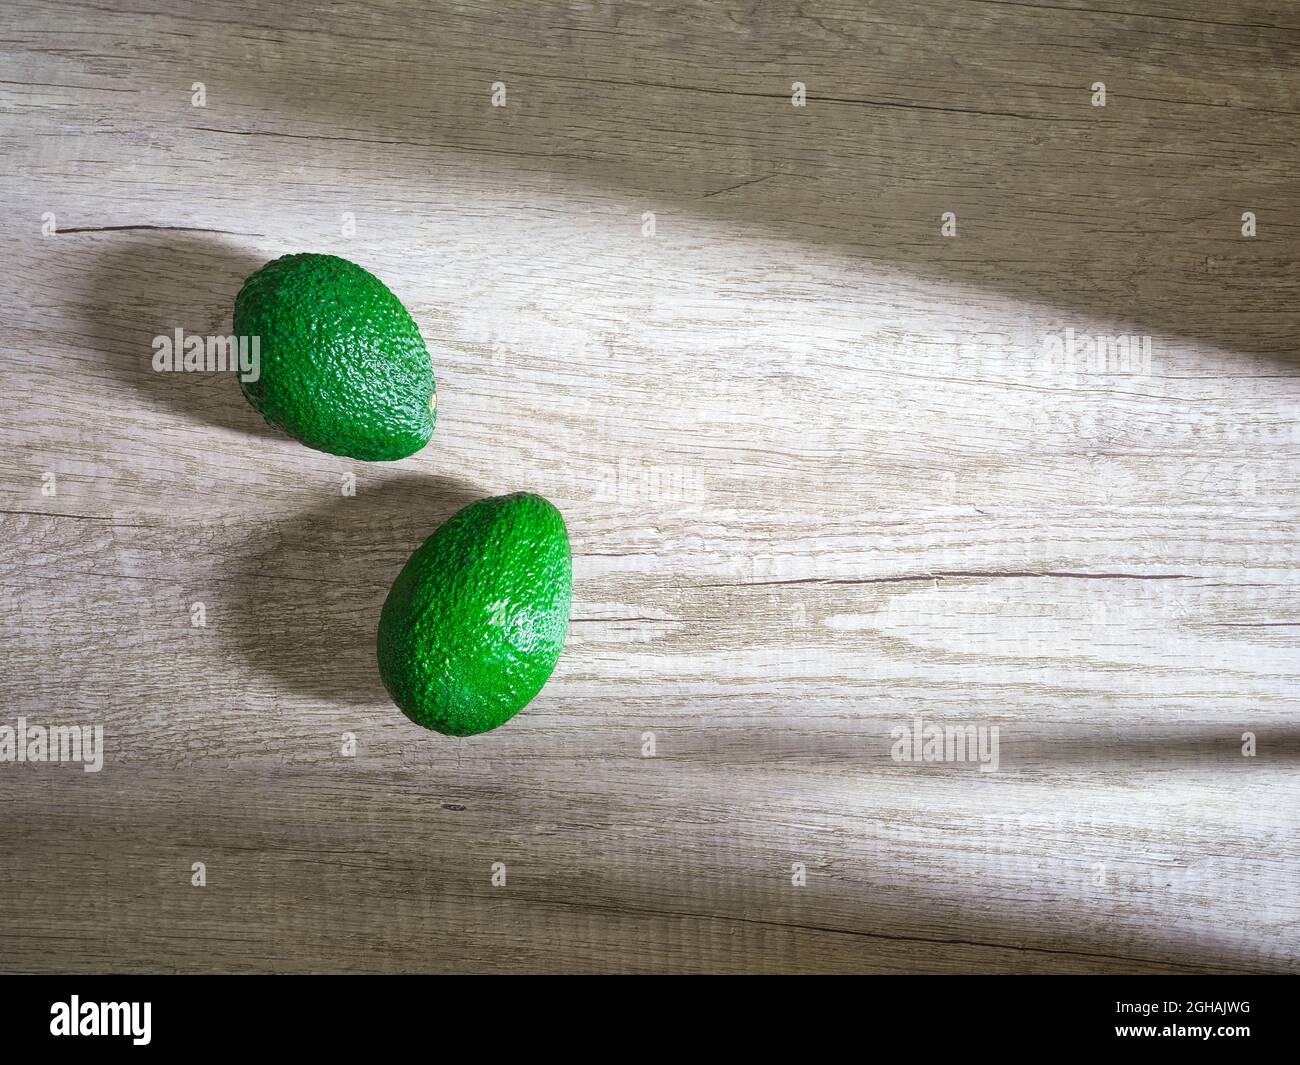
[
  {"left": 707, "top": 571, "right": 1201, "bottom": 587},
  {"left": 701, "top": 174, "right": 776, "bottom": 200},
  {"left": 513, "top": 69, "right": 1084, "bottom": 123},
  {"left": 54, "top": 224, "right": 263, "bottom": 236},
  {"left": 968, "top": 0, "right": 1299, "bottom": 34},
  {"left": 483, "top": 891, "right": 1257, "bottom": 974}
]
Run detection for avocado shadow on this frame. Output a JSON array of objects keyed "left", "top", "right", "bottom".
[
  {"left": 81, "top": 233, "right": 282, "bottom": 440},
  {"left": 224, "top": 472, "right": 483, "bottom": 708}
]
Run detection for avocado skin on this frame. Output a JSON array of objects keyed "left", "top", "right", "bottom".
[
  {"left": 377, "top": 493, "right": 572, "bottom": 736},
  {"left": 233, "top": 253, "right": 435, "bottom": 461}
]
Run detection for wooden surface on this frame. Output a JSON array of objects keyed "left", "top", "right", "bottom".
[{"left": 2, "top": 0, "right": 1299, "bottom": 974}]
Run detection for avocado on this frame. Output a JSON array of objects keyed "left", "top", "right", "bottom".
[
  {"left": 377, "top": 492, "right": 572, "bottom": 736},
  {"left": 233, "top": 253, "right": 436, "bottom": 461}
]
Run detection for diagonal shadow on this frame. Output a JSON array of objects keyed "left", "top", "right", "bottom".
[
  {"left": 80, "top": 234, "right": 278, "bottom": 441},
  {"left": 134, "top": 2, "right": 1300, "bottom": 364},
  {"left": 222, "top": 472, "right": 483, "bottom": 708}
]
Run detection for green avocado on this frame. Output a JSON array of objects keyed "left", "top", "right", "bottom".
[
  {"left": 377, "top": 492, "right": 572, "bottom": 736},
  {"left": 233, "top": 253, "right": 436, "bottom": 461}
]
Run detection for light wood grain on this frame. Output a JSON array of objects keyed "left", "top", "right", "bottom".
[{"left": 1, "top": 0, "right": 1299, "bottom": 973}]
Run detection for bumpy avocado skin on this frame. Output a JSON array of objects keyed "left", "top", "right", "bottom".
[
  {"left": 233, "top": 253, "right": 436, "bottom": 461},
  {"left": 377, "top": 493, "right": 572, "bottom": 736}
]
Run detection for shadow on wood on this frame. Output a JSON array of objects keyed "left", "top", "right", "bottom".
[
  {"left": 174, "top": 3, "right": 1300, "bottom": 363},
  {"left": 80, "top": 234, "right": 279, "bottom": 441},
  {"left": 222, "top": 472, "right": 482, "bottom": 708}
]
